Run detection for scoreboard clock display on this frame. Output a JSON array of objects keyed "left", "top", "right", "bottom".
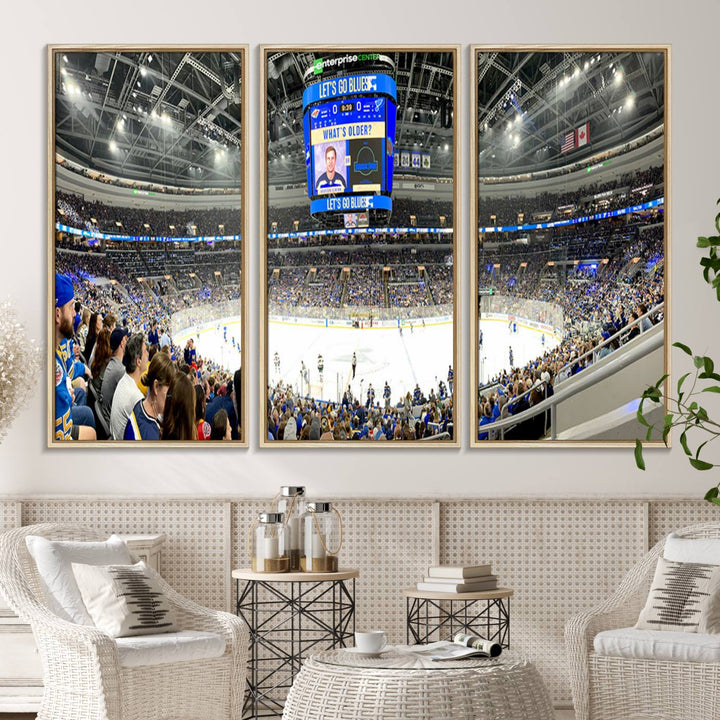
[{"left": 302, "top": 73, "right": 397, "bottom": 220}]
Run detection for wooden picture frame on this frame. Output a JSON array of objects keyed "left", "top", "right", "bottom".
[
  {"left": 260, "top": 46, "right": 460, "bottom": 447},
  {"left": 469, "top": 46, "right": 670, "bottom": 447},
  {"left": 49, "top": 46, "right": 248, "bottom": 447}
]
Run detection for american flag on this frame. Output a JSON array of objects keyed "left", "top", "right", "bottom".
[{"left": 561, "top": 130, "right": 576, "bottom": 154}]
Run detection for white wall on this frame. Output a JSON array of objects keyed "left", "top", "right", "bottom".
[{"left": 1, "top": 0, "right": 718, "bottom": 499}]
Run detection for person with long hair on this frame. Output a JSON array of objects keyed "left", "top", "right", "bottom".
[
  {"left": 83, "top": 312, "right": 101, "bottom": 363},
  {"left": 124, "top": 352, "right": 175, "bottom": 440},
  {"left": 195, "top": 384, "right": 211, "bottom": 440},
  {"left": 89, "top": 328, "right": 112, "bottom": 403},
  {"left": 161, "top": 372, "right": 196, "bottom": 440}
]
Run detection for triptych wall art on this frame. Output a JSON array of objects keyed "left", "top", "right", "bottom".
[{"left": 48, "top": 45, "right": 668, "bottom": 448}]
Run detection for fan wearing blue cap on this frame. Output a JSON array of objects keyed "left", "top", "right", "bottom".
[{"left": 55, "top": 274, "right": 96, "bottom": 441}]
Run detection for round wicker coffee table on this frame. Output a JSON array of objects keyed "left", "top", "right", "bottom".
[{"left": 282, "top": 647, "right": 554, "bottom": 720}]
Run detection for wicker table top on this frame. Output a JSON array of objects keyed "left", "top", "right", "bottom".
[
  {"left": 403, "top": 587, "right": 513, "bottom": 600},
  {"left": 313, "top": 646, "right": 520, "bottom": 671},
  {"left": 233, "top": 568, "right": 359, "bottom": 582}
]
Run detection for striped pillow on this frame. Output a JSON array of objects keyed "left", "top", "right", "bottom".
[
  {"left": 71, "top": 560, "right": 178, "bottom": 638},
  {"left": 635, "top": 557, "right": 720, "bottom": 633}
]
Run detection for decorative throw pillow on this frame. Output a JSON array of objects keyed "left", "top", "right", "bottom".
[
  {"left": 664, "top": 532, "right": 720, "bottom": 565},
  {"left": 71, "top": 561, "right": 178, "bottom": 638},
  {"left": 25, "top": 534, "right": 134, "bottom": 625},
  {"left": 635, "top": 557, "right": 720, "bottom": 633}
]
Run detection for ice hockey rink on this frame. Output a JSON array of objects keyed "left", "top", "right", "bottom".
[{"left": 177, "top": 311, "right": 561, "bottom": 403}]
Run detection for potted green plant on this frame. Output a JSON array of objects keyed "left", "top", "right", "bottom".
[{"left": 635, "top": 199, "right": 720, "bottom": 506}]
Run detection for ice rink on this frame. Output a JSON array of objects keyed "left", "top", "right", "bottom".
[{"left": 174, "top": 312, "right": 561, "bottom": 403}]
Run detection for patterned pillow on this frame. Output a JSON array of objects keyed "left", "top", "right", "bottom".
[
  {"left": 71, "top": 560, "right": 178, "bottom": 638},
  {"left": 635, "top": 557, "right": 720, "bottom": 633}
]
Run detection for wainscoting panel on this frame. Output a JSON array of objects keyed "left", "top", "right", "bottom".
[
  {"left": 4, "top": 496, "right": 712, "bottom": 709},
  {"left": 440, "top": 500, "right": 647, "bottom": 704},
  {"left": 22, "top": 500, "right": 228, "bottom": 611},
  {"left": 648, "top": 500, "right": 719, "bottom": 545},
  {"left": 0, "top": 503, "right": 19, "bottom": 533}
]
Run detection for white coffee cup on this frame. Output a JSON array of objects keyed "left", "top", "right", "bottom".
[{"left": 354, "top": 630, "right": 387, "bottom": 654}]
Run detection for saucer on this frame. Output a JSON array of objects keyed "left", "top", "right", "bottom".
[{"left": 343, "top": 647, "right": 390, "bottom": 657}]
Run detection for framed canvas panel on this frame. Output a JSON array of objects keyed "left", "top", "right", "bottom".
[
  {"left": 49, "top": 46, "right": 248, "bottom": 446},
  {"left": 470, "top": 46, "right": 670, "bottom": 446},
  {"left": 261, "top": 46, "right": 460, "bottom": 446}
]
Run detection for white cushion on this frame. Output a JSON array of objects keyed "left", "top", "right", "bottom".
[
  {"left": 594, "top": 627, "right": 720, "bottom": 663},
  {"left": 664, "top": 532, "right": 720, "bottom": 565},
  {"left": 115, "top": 630, "right": 226, "bottom": 668},
  {"left": 72, "top": 561, "right": 178, "bottom": 638},
  {"left": 25, "top": 535, "right": 133, "bottom": 625}
]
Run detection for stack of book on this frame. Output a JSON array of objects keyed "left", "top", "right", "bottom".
[{"left": 416, "top": 564, "right": 498, "bottom": 593}]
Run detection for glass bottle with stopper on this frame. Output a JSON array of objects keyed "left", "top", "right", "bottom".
[
  {"left": 301, "top": 501, "right": 343, "bottom": 573},
  {"left": 251, "top": 512, "right": 290, "bottom": 573},
  {"left": 276, "top": 486, "right": 306, "bottom": 571}
]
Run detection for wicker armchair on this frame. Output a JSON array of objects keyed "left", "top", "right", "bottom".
[
  {"left": 0, "top": 524, "right": 248, "bottom": 720},
  {"left": 565, "top": 521, "right": 720, "bottom": 720}
]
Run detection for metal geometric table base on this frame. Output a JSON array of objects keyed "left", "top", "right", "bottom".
[
  {"left": 406, "top": 596, "right": 510, "bottom": 647},
  {"left": 236, "top": 578, "right": 356, "bottom": 719}
]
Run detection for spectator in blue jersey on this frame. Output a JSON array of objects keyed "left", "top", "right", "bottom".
[
  {"left": 447, "top": 366, "right": 454, "bottom": 394},
  {"left": 124, "top": 351, "right": 174, "bottom": 440},
  {"left": 54, "top": 274, "right": 96, "bottom": 441},
  {"left": 315, "top": 146, "right": 346, "bottom": 194},
  {"left": 383, "top": 382, "right": 391, "bottom": 409},
  {"left": 147, "top": 320, "right": 159, "bottom": 347},
  {"left": 72, "top": 302, "right": 82, "bottom": 335},
  {"left": 205, "top": 378, "right": 239, "bottom": 440}
]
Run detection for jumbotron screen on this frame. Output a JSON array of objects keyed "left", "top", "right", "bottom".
[{"left": 302, "top": 73, "right": 397, "bottom": 219}]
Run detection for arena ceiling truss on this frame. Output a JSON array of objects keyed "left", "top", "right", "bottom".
[
  {"left": 476, "top": 50, "right": 665, "bottom": 175},
  {"left": 55, "top": 51, "right": 243, "bottom": 189},
  {"left": 266, "top": 51, "right": 456, "bottom": 184}
]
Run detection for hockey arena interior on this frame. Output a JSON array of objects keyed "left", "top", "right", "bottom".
[
  {"left": 53, "top": 50, "right": 245, "bottom": 442},
  {"left": 265, "top": 50, "right": 457, "bottom": 443},
  {"left": 474, "top": 50, "right": 666, "bottom": 443}
]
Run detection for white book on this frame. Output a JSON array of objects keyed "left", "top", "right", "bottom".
[
  {"left": 422, "top": 574, "right": 496, "bottom": 585},
  {"left": 427, "top": 564, "right": 491, "bottom": 579},
  {"left": 417, "top": 580, "right": 498, "bottom": 593}
]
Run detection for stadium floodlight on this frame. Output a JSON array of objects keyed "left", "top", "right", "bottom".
[
  {"left": 61, "top": 67, "right": 67, "bottom": 76},
  {"left": 109, "top": 140, "right": 117, "bottom": 152},
  {"left": 140, "top": 67, "right": 147, "bottom": 77},
  {"left": 63, "top": 55, "right": 68, "bottom": 63},
  {"left": 615, "top": 70, "right": 623, "bottom": 84},
  {"left": 147, "top": 54, "right": 153, "bottom": 63},
  {"left": 573, "top": 67, "right": 580, "bottom": 78},
  {"left": 444, "top": 143, "right": 449, "bottom": 151},
  {"left": 625, "top": 95, "right": 635, "bottom": 108},
  {"left": 584, "top": 61, "right": 589, "bottom": 70}
]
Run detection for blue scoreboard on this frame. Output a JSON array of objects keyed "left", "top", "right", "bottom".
[{"left": 302, "top": 73, "right": 397, "bottom": 220}]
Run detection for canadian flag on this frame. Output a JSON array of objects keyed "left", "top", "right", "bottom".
[{"left": 576, "top": 122, "right": 590, "bottom": 147}]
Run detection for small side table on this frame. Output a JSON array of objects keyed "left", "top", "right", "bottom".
[
  {"left": 404, "top": 587, "right": 513, "bottom": 648},
  {"left": 233, "top": 568, "right": 359, "bottom": 719}
]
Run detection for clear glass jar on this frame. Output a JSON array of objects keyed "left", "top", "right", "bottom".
[
  {"left": 251, "top": 513, "right": 290, "bottom": 573},
  {"left": 277, "top": 486, "right": 306, "bottom": 571},
  {"left": 301, "top": 502, "right": 342, "bottom": 573}
]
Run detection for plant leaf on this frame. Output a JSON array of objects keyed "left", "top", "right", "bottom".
[
  {"left": 705, "top": 487, "right": 720, "bottom": 501},
  {"left": 689, "top": 458, "right": 714, "bottom": 471},
  {"left": 634, "top": 439, "right": 646, "bottom": 470},
  {"left": 702, "top": 386, "right": 720, "bottom": 393},
  {"left": 694, "top": 356, "right": 705, "bottom": 369},
  {"left": 680, "top": 431, "right": 691, "bottom": 457},
  {"left": 705, "top": 357, "right": 715, "bottom": 375},
  {"left": 673, "top": 342, "right": 693, "bottom": 356}
]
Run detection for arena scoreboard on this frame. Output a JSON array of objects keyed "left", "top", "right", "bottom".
[{"left": 302, "top": 73, "right": 397, "bottom": 223}]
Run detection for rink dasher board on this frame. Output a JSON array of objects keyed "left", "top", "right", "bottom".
[{"left": 269, "top": 315, "right": 452, "bottom": 330}]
